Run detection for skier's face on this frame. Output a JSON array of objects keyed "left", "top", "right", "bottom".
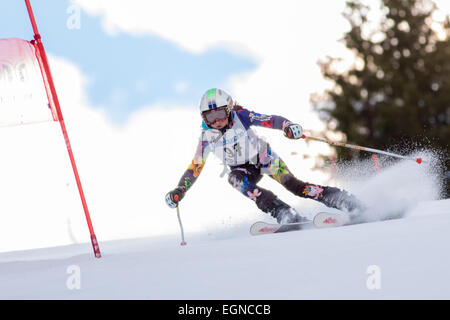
[
  {"left": 203, "top": 107, "right": 229, "bottom": 129},
  {"left": 210, "top": 117, "right": 229, "bottom": 129}
]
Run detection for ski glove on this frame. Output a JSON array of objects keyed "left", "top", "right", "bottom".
[
  {"left": 284, "top": 123, "right": 303, "bottom": 139},
  {"left": 165, "top": 187, "right": 185, "bottom": 208}
]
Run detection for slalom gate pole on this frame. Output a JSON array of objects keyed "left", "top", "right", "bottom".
[
  {"left": 176, "top": 206, "right": 187, "bottom": 246},
  {"left": 25, "top": 0, "right": 101, "bottom": 258},
  {"left": 302, "top": 134, "right": 423, "bottom": 164},
  {"left": 372, "top": 154, "right": 381, "bottom": 171}
]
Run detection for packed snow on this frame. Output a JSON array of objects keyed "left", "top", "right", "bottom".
[
  {"left": 0, "top": 155, "right": 448, "bottom": 299},
  {"left": 0, "top": 98, "right": 448, "bottom": 299}
]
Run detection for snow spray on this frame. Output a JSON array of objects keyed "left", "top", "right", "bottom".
[{"left": 333, "top": 148, "right": 446, "bottom": 222}]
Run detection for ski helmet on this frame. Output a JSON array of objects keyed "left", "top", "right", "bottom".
[{"left": 199, "top": 88, "right": 234, "bottom": 128}]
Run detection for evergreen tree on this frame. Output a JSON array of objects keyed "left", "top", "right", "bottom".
[{"left": 316, "top": 0, "right": 449, "bottom": 195}]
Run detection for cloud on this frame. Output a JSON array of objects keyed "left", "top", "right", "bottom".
[{"left": 73, "top": 0, "right": 351, "bottom": 120}]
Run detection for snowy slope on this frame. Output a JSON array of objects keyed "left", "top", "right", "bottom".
[{"left": 0, "top": 198, "right": 448, "bottom": 300}]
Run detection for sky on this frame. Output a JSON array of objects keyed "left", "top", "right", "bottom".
[
  {"left": 1, "top": 0, "right": 449, "bottom": 124},
  {"left": 0, "top": 0, "right": 448, "bottom": 252},
  {"left": 0, "top": 0, "right": 257, "bottom": 124}
]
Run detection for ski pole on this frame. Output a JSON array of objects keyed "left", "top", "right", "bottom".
[
  {"left": 176, "top": 207, "right": 187, "bottom": 246},
  {"left": 301, "top": 134, "right": 423, "bottom": 164},
  {"left": 174, "top": 196, "right": 187, "bottom": 246}
]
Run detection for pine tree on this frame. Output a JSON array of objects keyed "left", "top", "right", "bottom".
[{"left": 316, "top": 0, "right": 449, "bottom": 195}]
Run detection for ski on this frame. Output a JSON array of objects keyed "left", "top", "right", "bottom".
[
  {"left": 249, "top": 220, "right": 313, "bottom": 235},
  {"left": 250, "top": 211, "right": 349, "bottom": 236},
  {"left": 313, "top": 211, "right": 349, "bottom": 228},
  {"left": 250, "top": 208, "right": 408, "bottom": 236}
]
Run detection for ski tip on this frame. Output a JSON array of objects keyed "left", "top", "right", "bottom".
[
  {"left": 313, "top": 212, "right": 348, "bottom": 228},
  {"left": 250, "top": 221, "right": 281, "bottom": 235}
]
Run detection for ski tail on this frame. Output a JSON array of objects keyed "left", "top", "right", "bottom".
[{"left": 250, "top": 220, "right": 312, "bottom": 236}]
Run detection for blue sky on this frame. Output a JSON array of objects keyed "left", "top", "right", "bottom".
[{"left": 0, "top": 0, "right": 257, "bottom": 124}]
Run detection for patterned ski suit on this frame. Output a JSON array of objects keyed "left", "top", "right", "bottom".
[{"left": 177, "top": 107, "right": 356, "bottom": 214}]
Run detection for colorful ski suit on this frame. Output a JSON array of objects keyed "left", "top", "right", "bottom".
[{"left": 177, "top": 107, "right": 361, "bottom": 214}]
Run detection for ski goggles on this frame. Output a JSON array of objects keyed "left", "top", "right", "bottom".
[{"left": 202, "top": 106, "right": 229, "bottom": 125}]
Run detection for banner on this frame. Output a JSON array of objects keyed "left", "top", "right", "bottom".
[{"left": 0, "top": 38, "right": 57, "bottom": 127}]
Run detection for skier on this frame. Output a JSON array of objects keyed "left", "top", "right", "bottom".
[{"left": 165, "top": 88, "right": 363, "bottom": 225}]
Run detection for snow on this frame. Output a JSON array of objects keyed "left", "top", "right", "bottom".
[
  {"left": 0, "top": 113, "right": 447, "bottom": 299},
  {"left": 0, "top": 81, "right": 448, "bottom": 299},
  {"left": 0, "top": 198, "right": 449, "bottom": 299}
]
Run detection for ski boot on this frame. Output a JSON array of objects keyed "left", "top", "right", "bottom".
[
  {"left": 318, "top": 186, "right": 366, "bottom": 223},
  {"left": 266, "top": 198, "right": 310, "bottom": 225}
]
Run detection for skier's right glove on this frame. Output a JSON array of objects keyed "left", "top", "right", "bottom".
[
  {"left": 283, "top": 123, "right": 303, "bottom": 139},
  {"left": 165, "top": 187, "right": 185, "bottom": 208}
]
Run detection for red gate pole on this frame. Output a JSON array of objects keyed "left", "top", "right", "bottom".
[
  {"left": 25, "top": 0, "right": 101, "bottom": 258},
  {"left": 372, "top": 154, "right": 381, "bottom": 172}
]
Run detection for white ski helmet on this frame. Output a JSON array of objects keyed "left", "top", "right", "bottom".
[{"left": 199, "top": 88, "right": 234, "bottom": 127}]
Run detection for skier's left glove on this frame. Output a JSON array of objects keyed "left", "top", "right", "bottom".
[
  {"left": 165, "top": 187, "right": 185, "bottom": 208},
  {"left": 284, "top": 123, "right": 303, "bottom": 139}
]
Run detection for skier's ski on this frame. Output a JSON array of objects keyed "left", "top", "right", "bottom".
[
  {"left": 313, "top": 211, "right": 349, "bottom": 228},
  {"left": 249, "top": 220, "right": 313, "bottom": 236},
  {"left": 250, "top": 209, "right": 407, "bottom": 236},
  {"left": 250, "top": 211, "right": 348, "bottom": 236}
]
